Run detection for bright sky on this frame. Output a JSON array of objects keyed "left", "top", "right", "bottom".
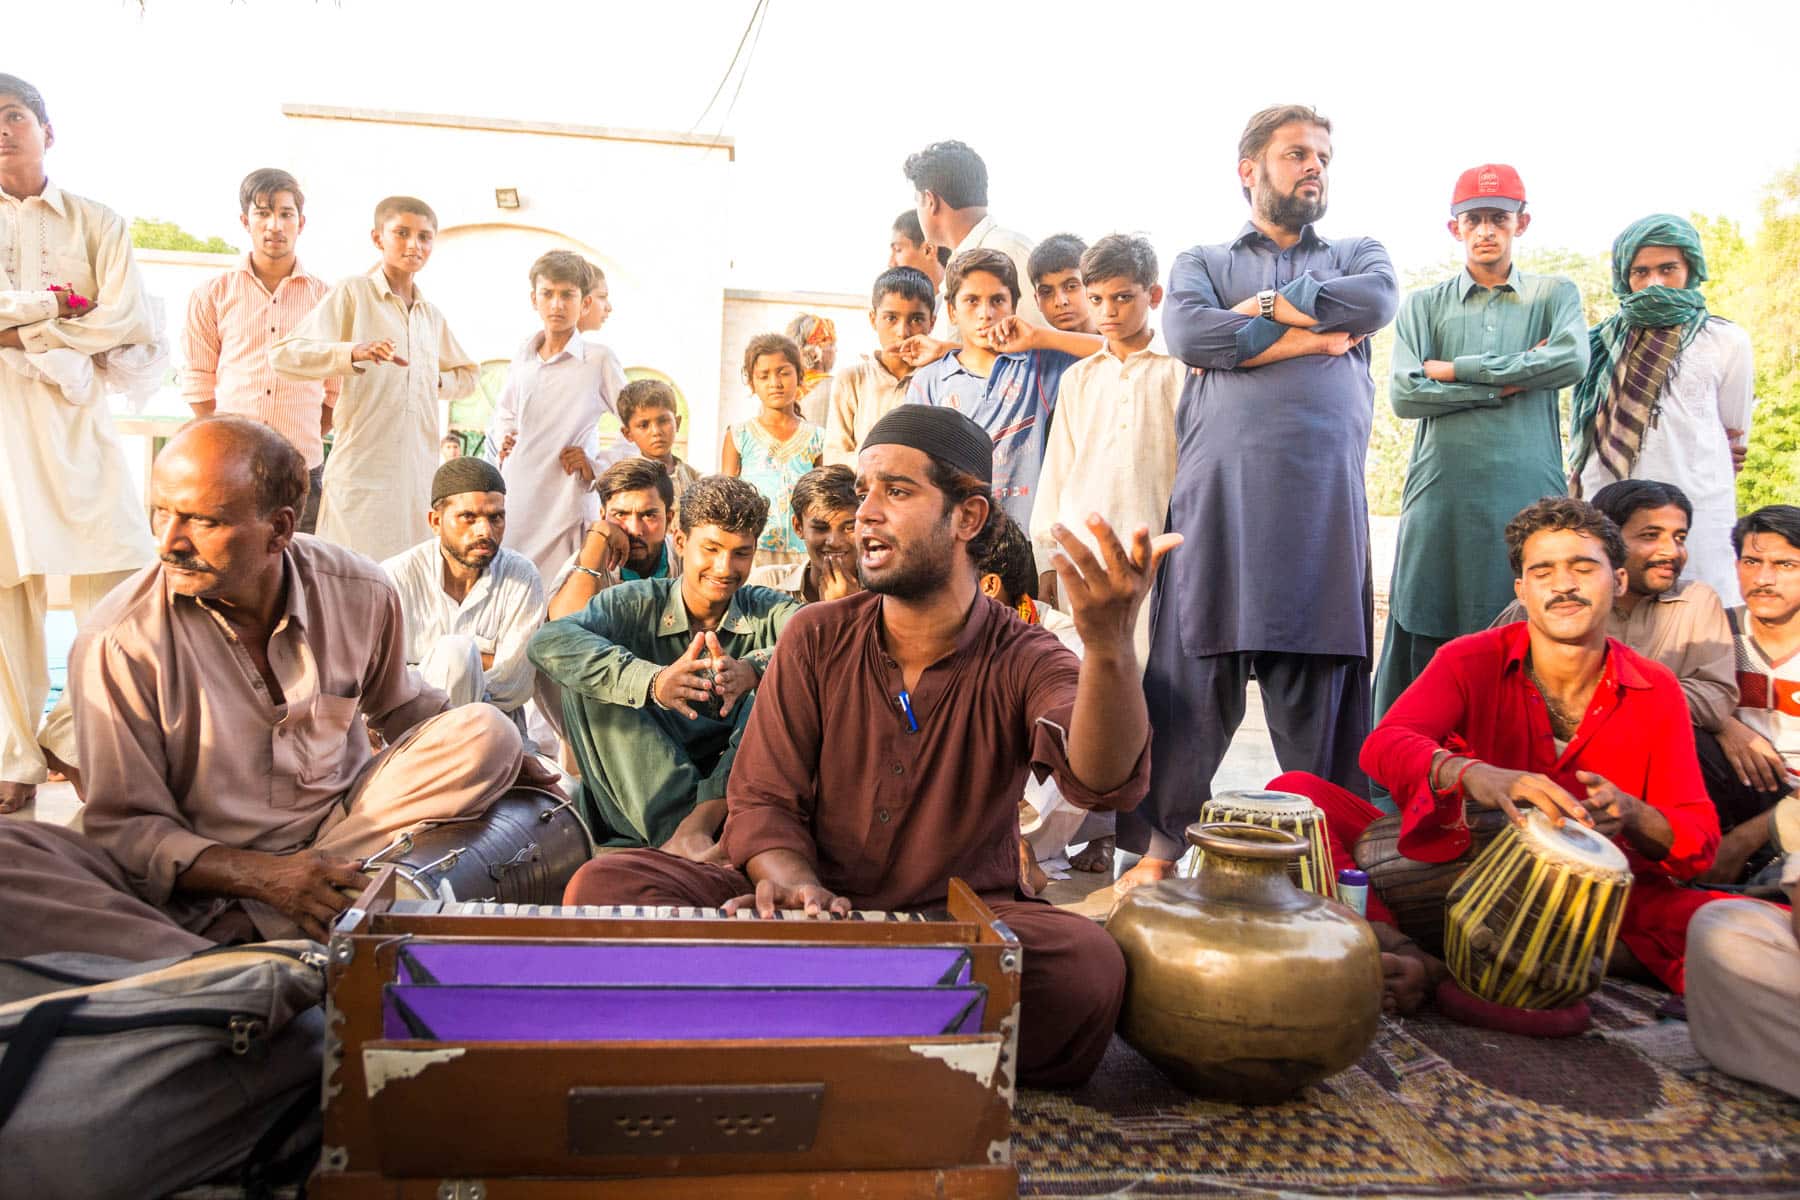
[{"left": 29, "top": 0, "right": 1800, "bottom": 294}]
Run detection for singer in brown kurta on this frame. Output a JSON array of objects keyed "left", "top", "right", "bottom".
[{"left": 565, "top": 589, "right": 1150, "bottom": 1086}]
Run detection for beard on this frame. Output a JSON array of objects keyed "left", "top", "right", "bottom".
[
  {"left": 1256, "top": 164, "right": 1327, "bottom": 231},
  {"left": 444, "top": 539, "right": 498, "bottom": 570},
  {"left": 858, "top": 516, "right": 957, "bottom": 601}
]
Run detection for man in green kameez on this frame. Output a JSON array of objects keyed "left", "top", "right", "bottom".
[
  {"left": 528, "top": 475, "right": 800, "bottom": 860},
  {"left": 1375, "top": 165, "right": 1590, "bottom": 721}
]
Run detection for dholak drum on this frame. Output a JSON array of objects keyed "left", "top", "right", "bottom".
[
  {"left": 1443, "top": 811, "right": 1632, "bottom": 1010},
  {"left": 361, "top": 787, "right": 592, "bottom": 904},
  {"left": 1352, "top": 808, "right": 1509, "bottom": 955},
  {"left": 1179, "top": 790, "right": 1337, "bottom": 899}
]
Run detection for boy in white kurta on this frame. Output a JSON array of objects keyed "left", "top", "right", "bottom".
[
  {"left": 271, "top": 196, "right": 477, "bottom": 563},
  {"left": 488, "top": 250, "right": 624, "bottom": 581},
  {"left": 0, "top": 75, "right": 156, "bottom": 811}
]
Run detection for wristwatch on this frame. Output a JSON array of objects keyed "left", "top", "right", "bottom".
[{"left": 1257, "top": 289, "right": 1277, "bottom": 320}]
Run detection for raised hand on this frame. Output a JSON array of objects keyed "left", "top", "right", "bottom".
[
  {"left": 498, "top": 432, "right": 517, "bottom": 464},
  {"left": 988, "top": 315, "right": 1039, "bottom": 354},
  {"left": 651, "top": 634, "right": 715, "bottom": 720},
  {"left": 1462, "top": 762, "right": 1592, "bottom": 829},
  {"left": 1575, "top": 771, "right": 1638, "bottom": 840},
  {"left": 816, "top": 552, "right": 858, "bottom": 601},
  {"left": 723, "top": 877, "right": 852, "bottom": 920},
  {"left": 895, "top": 334, "right": 952, "bottom": 369},
  {"left": 1048, "top": 514, "right": 1182, "bottom": 653}
]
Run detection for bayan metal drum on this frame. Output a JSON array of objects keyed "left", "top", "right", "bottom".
[
  {"left": 1351, "top": 808, "right": 1510, "bottom": 955},
  {"left": 1180, "top": 790, "right": 1337, "bottom": 899},
  {"left": 360, "top": 787, "right": 591, "bottom": 905},
  {"left": 1443, "top": 811, "right": 1633, "bottom": 1010}
]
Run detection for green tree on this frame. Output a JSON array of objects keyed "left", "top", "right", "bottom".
[
  {"left": 129, "top": 217, "right": 236, "bottom": 254},
  {"left": 1719, "top": 167, "right": 1800, "bottom": 511}
]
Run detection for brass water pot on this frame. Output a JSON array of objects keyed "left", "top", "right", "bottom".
[{"left": 1107, "top": 822, "right": 1382, "bottom": 1103}]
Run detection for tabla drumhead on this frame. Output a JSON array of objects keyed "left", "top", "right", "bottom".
[
  {"left": 1206, "top": 789, "right": 1315, "bottom": 817},
  {"left": 1519, "top": 811, "right": 1630, "bottom": 876}
]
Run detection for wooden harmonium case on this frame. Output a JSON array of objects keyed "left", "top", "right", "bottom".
[{"left": 314, "top": 867, "right": 1022, "bottom": 1199}]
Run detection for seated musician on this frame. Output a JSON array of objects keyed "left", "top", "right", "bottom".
[
  {"left": 563, "top": 406, "right": 1172, "bottom": 1087},
  {"left": 528, "top": 475, "right": 800, "bottom": 858},
  {"left": 744, "top": 464, "right": 862, "bottom": 603},
  {"left": 1280, "top": 497, "right": 1724, "bottom": 1012},
  {"left": 381, "top": 457, "right": 546, "bottom": 740},
  {"left": 0, "top": 416, "right": 549, "bottom": 959},
  {"left": 1494, "top": 480, "right": 1755, "bottom": 877},
  {"left": 545, "top": 458, "right": 678, "bottom": 621}
]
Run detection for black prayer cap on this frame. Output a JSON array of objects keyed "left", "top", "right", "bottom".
[
  {"left": 861, "top": 405, "right": 993, "bottom": 485},
  {"left": 432, "top": 455, "right": 506, "bottom": 504}
]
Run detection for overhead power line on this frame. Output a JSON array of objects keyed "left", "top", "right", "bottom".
[{"left": 688, "top": 0, "right": 770, "bottom": 135}]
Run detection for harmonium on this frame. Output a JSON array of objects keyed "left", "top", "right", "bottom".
[{"left": 312, "top": 866, "right": 1022, "bottom": 1198}]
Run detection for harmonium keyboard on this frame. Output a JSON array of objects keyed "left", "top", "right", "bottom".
[{"left": 312, "top": 866, "right": 1022, "bottom": 1198}]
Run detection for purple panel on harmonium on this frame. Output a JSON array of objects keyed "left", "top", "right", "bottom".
[
  {"left": 395, "top": 942, "right": 975, "bottom": 988},
  {"left": 382, "top": 983, "right": 988, "bottom": 1041}
]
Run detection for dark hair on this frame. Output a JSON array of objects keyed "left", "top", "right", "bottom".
[
  {"left": 373, "top": 195, "right": 437, "bottom": 229},
  {"left": 238, "top": 168, "right": 305, "bottom": 217},
  {"left": 741, "top": 333, "right": 804, "bottom": 383},
  {"left": 528, "top": 249, "right": 589, "bottom": 293},
  {"left": 583, "top": 257, "right": 606, "bottom": 286},
  {"left": 1080, "top": 234, "right": 1159, "bottom": 290},
  {"left": 975, "top": 511, "right": 1036, "bottom": 603},
  {"left": 902, "top": 140, "right": 988, "bottom": 210},
  {"left": 944, "top": 248, "right": 1019, "bottom": 308},
  {"left": 597, "top": 456, "right": 675, "bottom": 510},
  {"left": 925, "top": 458, "right": 1000, "bottom": 567},
  {"left": 183, "top": 414, "right": 308, "bottom": 517},
  {"left": 789, "top": 465, "right": 857, "bottom": 524},
  {"left": 617, "top": 378, "right": 677, "bottom": 426},
  {"left": 872, "top": 266, "right": 935, "bottom": 313},
  {"left": 678, "top": 475, "right": 770, "bottom": 539},
  {"left": 893, "top": 209, "right": 951, "bottom": 267},
  {"left": 0, "top": 74, "right": 47, "bottom": 124},
  {"left": 1504, "top": 497, "right": 1626, "bottom": 576},
  {"left": 1732, "top": 505, "right": 1800, "bottom": 556},
  {"left": 1589, "top": 479, "right": 1694, "bottom": 532},
  {"left": 1237, "top": 104, "right": 1331, "bottom": 200},
  {"left": 1027, "top": 234, "right": 1086, "bottom": 286}
]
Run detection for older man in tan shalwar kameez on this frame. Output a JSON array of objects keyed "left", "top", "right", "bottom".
[
  {"left": 0, "top": 416, "right": 552, "bottom": 959},
  {"left": 0, "top": 74, "right": 156, "bottom": 813}
]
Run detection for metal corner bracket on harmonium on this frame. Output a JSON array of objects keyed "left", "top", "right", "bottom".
[{"left": 312, "top": 866, "right": 1024, "bottom": 1198}]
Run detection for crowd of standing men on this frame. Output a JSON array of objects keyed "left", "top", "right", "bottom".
[{"left": 1, "top": 68, "right": 1796, "bottom": 1103}]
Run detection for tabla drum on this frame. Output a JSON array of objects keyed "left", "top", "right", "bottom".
[
  {"left": 1351, "top": 808, "right": 1509, "bottom": 955},
  {"left": 1443, "top": 811, "right": 1633, "bottom": 1010},
  {"left": 1179, "top": 790, "right": 1337, "bottom": 899},
  {"left": 361, "top": 787, "right": 592, "bottom": 905}
]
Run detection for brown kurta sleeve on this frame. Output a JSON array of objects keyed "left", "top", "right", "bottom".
[
  {"left": 720, "top": 607, "right": 826, "bottom": 872},
  {"left": 1021, "top": 630, "right": 1151, "bottom": 812}
]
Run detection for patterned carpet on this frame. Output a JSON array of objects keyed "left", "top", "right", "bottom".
[{"left": 1015, "top": 981, "right": 1800, "bottom": 1197}]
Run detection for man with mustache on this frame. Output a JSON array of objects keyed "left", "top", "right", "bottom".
[
  {"left": 1276, "top": 497, "right": 1726, "bottom": 1010},
  {"left": 0, "top": 415, "right": 545, "bottom": 957},
  {"left": 183, "top": 168, "right": 338, "bottom": 534},
  {"left": 1125, "top": 104, "right": 1399, "bottom": 893},
  {"left": 562, "top": 406, "right": 1172, "bottom": 1086},
  {"left": 1377, "top": 164, "right": 1589, "bottom": 717},
  {"left": 529, "top": 475, "right": 799, "bottom": 859},
  {"left": 381, "top": 456, "right": 545, "bottom": 740},
  {"left": 1570, "top": 214, "right": 1756, "bottom": 603}
]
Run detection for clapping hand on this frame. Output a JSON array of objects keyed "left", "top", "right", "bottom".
[
  {"left": 1048, "top": 514, "right": 1181, "bottom": 653},
  {"left": 651, "top": 634, "right": 717, "bottom": 720}
]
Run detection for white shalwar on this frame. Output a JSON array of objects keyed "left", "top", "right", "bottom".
[
  {"left": 271, "top": 272, "right": 477, "bottom": 563},
  {"left": 0, "top": 182, "right": 156, "bottom": 784},
  {"left": 486, "top": 332, "right": 625, "bottom": 581},
  {"left": 1580, "top": 319, "right": 1755, "bottom": 604},
  {"left": 380, "top": 539, "right": 546, "bottom": 724}
]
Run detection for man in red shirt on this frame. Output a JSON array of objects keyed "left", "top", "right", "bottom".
[
  {"left": 1280, "top": 497, "right": 1723, "bottom": 1009},
  {"left": 564, "top": 405, "right": 1175, "bottom": 1086}
]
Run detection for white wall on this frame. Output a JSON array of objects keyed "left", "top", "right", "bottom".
[{"left": 717, "top": 288, "right": 875, "bottom": 455}]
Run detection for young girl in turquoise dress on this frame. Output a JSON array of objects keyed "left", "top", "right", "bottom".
[{"left": 722, "top": 332, "right": 824, "bottom": 566}]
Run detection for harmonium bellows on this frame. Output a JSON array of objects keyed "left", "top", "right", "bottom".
[{"left": 312, "top": 866, "right": 1023, "bottom": 1199}]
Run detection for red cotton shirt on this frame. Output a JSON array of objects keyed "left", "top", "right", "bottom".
[
  {"left": 1363, "top": 621, "right": 1719, "bottom": 881},
  {"left": 720, "top": 590, "right": 1150, "bottom": 911}
]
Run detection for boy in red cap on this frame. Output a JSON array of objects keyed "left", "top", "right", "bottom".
[{"left": 1374, "top": 163, "right": 1591, "bottom": 717}]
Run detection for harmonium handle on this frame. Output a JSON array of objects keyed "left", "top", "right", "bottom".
[{"left": 567, "top": 1083, "right": 824, "bottom": 1155}]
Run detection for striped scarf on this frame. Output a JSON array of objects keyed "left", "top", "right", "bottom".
[{"left": 1567, "top": 214, "right": 1710, "bottom": 490}]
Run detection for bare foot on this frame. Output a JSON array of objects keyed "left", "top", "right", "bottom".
[
  {"left": 1070, "top": 836, "right": 1115, "bottom": 873},
  {"left": 1018, "top": 840, "right": 1049, "bottom": 898},
  {"left": 1113, "top": 855, "right": 1177, "bottom": 896},
  {"left": 41, "top": 748, "right": 82, "bottom": 801},
  {"left": 0, "top": 780, "right": 36, "bottom": 814}
]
